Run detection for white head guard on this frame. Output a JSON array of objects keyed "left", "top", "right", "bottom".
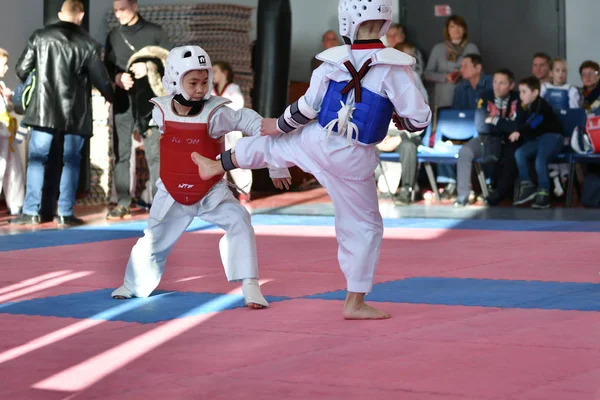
[
  {"left": 338, "top": 0, "right": 393, "bottom": 44},
  {"left": 162, "top": 45, "right": 212, "bottom": 100}
]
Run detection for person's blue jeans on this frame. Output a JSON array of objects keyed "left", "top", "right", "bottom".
[
  {"left": 23, "top": 129, "right": 84, "bottom": 217},
  {"left": 514, "top": 133, "right": 564, "bottom": 190}
]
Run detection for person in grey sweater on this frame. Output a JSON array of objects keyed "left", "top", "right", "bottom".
[{"left": 424, "top": 15, "right": 479, "bottom": 108}]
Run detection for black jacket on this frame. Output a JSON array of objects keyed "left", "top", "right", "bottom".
[
  {"left": 15, "top": 21, "right": 113, "bottom": 137},
  {"left": 104, "top": 15, "right": 170, "bottom": 132},
  {"left": 517, "top": 96, "right": 564, "bottom": 140}
]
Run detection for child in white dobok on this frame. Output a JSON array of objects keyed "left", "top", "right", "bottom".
[
  {"left": 191, "top": 0, "right": 431, "bottom": 319},
  {"left": 112, "top": 46, "right": 291, "bottom": 308}
]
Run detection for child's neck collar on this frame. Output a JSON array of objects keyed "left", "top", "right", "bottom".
[{"left": 351, "top": 39, "right": 385, "bottom": 50}]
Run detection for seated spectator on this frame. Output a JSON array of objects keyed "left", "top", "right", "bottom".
[
  {"left": 311, "top": 30, "right": 340, "bottom": 71},
  {"left": 386, "top": 24, "right": 424, "bottom": 76},
  {"left": 532, "top": 52, "right": 552, "bottom": 84},
  {"left": 541, "top": 57, "right": 580, "bottom": 197},
  {"left": 454, "top": 69, "right": 520, "bottom": 207},
  {"left": 452, "top": 53, "right": 492, "bottom": 110},
  {"left": 394, "top": 42, "right": 428, "bottom": 103},
  {"left": 513, "top": 76, "right": 564, "bottom": 209},
  {"left": 541, "top": 58, "right": 580, "bottom": 110},
  {"left": 579, "top": 60, "right": 600, "bottom": 111}
]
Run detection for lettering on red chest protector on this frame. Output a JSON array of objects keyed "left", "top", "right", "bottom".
[
  {"left": 341, "top": 60, "right": 372, "bottom": 103},
  {"left": 160, "top": 119, "right": 224, "bottom": 205}
]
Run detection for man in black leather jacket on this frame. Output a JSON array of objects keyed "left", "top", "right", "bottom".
[
  {"left": 105, "top": 0, "right": 170, "bottom": 220},
  {"left": 10, "top": 0, "right": 113, "bottom": 226}
]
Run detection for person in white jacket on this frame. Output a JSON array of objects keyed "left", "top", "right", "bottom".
[
  {"left": 212, "top": 61, "right": 253, "bottom": 202},
  {"left": 0, "top": 48, "right": 24, "bottom": 216}
]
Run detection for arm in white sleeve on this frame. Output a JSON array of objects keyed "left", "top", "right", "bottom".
[
  {"left": 152, "top": 106, "right": 164, "bottom": 134},
  {"left": 569, "top": 86, "right": 581, "bottom": 109},
  {"left": 209, "top": 106, "right": 262, "bottom": 139},
  {"left": 540, "top": 83, "right": 548, "bottom": 99},
  {"left": 276, "top": 63, "right": 332, "bottom": 134},
  {"left": 209, "top": 107, "right": 291, "bottom": 179},
  {"left": 384, "top": 66, "right": 432, "bottom": 132}
]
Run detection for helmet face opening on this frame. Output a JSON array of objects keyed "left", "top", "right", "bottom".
[{"left": 163, "top": 46, "right": 213, "bottom": 101}]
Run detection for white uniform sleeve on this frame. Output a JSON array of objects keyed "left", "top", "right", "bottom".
[
  {"left": 540, "top": 83, "right": 548, "bottom": 99},
  {"left": 276, "top": 63, "right": 333, "bottom": 134},
  {"left": 209, "top": 106, "right": 262, "bottom": 139},
  {"left": 382, "top": 66, "right": 432, "bottom": 132},
  {"left": 209, "top": 107, "right": 291, "bottom": 180},
  {"left": 569, "top": 86, "right": 581, "bottom": 109},
  {"left": 152, "top": 106, "right": 164, "bottom": 134}
]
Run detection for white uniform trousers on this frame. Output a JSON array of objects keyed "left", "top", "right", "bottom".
[
  {"left": 121, "top": 179, "right": 259, "bottom": 298},
  {"left": 0, "top": 137, "right": 24, "bottom": 214},
  {"left": 235, "top": 124, "right": 384, "bottom": 293}
]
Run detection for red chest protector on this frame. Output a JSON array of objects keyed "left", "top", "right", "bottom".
[{"left": 150, "top": 95, "right": 230, "bottom": 205}]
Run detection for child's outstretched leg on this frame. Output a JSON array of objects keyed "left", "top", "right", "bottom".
[
  {"left": 113, "top": 190, "right": 194, "bottom": 299},
  {"left": 320, "top": 173, "right": 390, "bottom": 320},
  {"left": 196, "top": 189, "right": 268, "bottom": 309}
]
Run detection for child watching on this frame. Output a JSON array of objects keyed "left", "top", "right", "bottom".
[{"left": 512, "top": 76, "right": 564, "bottom": 209}]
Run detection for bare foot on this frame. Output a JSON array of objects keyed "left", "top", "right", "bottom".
[
  {"left": 343, "top": 302, "right": 391, "bottom": 320},
  {"left": 343, "top": 291, "right": 391, "bottom": 320},
  {"left": 191, "top": 152, "right": 223, "bottom": 180},
  {"left": 247, "top": 303, "right": 266, "bottom": 309}
]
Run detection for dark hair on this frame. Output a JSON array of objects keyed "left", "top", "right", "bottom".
[
  {"left": 579, "top": 60, "right": 600, "bottom": 75},
  {"left": 532, "top": 52, "right": 551, "bottom": 64},
  {"left": 494, "top": 68, "right": 515, "bottom": 83},
  {"left": 463, "top": 53, "right": 483, "bottom": 68},
  {"left": 519, "top": 76, "right": 541, "bottom": 92},
  {"left": 444, "top": 15, "right": 468, "bottom": 42},
  {"left": 213, "top": 61, "right": 234, "bottom": 84}
]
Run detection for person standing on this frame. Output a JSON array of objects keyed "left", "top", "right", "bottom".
[
  {"left": 10, "top": 0, "right": 113, "bottom": 226},
  {"left": 105, "top": 0, "right": 170, "bottom": 220}
]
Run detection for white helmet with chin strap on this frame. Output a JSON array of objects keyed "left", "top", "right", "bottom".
[
  {"left": 162, "top": 45, "right": 212, "bottom": 101},
  {"left": 338, "top": 0, "right": 393, "bottom": 44}
]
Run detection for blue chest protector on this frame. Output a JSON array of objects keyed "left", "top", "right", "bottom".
[
  {"left": 544, "top": 88, "right": 570, "bottom": 111},
  {"left": 318, "top": 81, "right": 395, "bottom": 145}
]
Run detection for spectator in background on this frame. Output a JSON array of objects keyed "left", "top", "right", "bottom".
[
  {"left": 386, "top": 24, "right": 424, "bottom": 76},
  {"left": 212, "top": 61, "right": 253, "bottom": 203},
  {"left": 105, "top": 0, "right": 170, "bottom": 220},
  {"left": 452, "top": 53, "right": 492, "bottom": 109},
  {"left": 541, "top": 57, "right": 580, "bottom": 197},
  {"left": 311, "top": 30, "right": 340, "bottom": 71},
  {"left": 424, "top": 15, "right": 479, "bottom": 108},
  {"left": 579, "top": 60, "right": 600, "bottom": 111},
  {"left": 454, "top": 69, "right": 520, "bottom": 207},
  {"left": 513, "top": 76, "right": 564, "bottom": 209},
  {"left": 0, "top": 48, "right": 24, "bottom": 216},
  {"left": 10, "top": 0, "right": 113, "bottom": 226},
  {"left": 531, "top": 52, "right": 551, "bottom": 84},
  {"left": 424, "top": 15, "right": 479, "bottom": 199}
]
